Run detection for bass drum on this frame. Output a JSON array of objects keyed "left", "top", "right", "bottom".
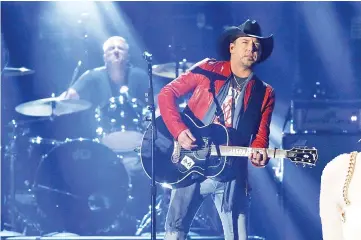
[{"left": 32, "top": 139, "right": 129, "bottom": 235}]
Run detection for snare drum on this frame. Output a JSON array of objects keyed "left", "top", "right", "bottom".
[
  {"left": 95, "top": 93, "right": 146, "bottom": 153},
  {"left": 32, "top": 139, "right": 129, "bottom": 234}
]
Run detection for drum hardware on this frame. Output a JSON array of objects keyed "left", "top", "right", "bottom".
[
  {"left": 4, "top": 119, "right": 31, "bottom": 231},
  {"left": 14, "top": 192, "right": 36, "bottom": 206},
  {"left": 2, "top": 67, "right": 35, "bottom": 77},
  {"left": 0, "top": 230, "right": 22, "bottom": 237},
  {"left": 1, "top": 34, "right": 34, "bottom": 78},
  {"left": 32, "top": 184, "right": 79, "bottom": 199},
  {"left": 135, "top": 195, "right": 165, "bottom": 236},
  {"left": 135, "top": 191, "right": 221, "bottom": 236},
  {"left": 3, "top": 119, "right": 51, "bottom": 231},
  {"left": 5, "top": 117, "right": 55, "bottom": 131},
  {"left": 1, "top": 33, "right": 9, "bottom": 73},
  {"left": 15, "top": 97, "right": 92, "bottom": 117},
  {"left": 28, "top": 137, "right": 63, "bottom": 146},
  {"left": 7, "top": 204, "right": 43, "bottom": 235},
  {"left": 115, "top": 154, "right": 134, "bottom": 194},
  {"left": 95, "top": 92, "right": 145, "bottom": 153},
  {"left": 152, "top": 60, "right": 194, "bottom": 79},
  {"left": 30, "top": 139, "right": 129, "bottom": 234},
  {"left": 95, "top": 210, "right": 138, "bottom": 236},
  {"left": 7, "top": 136, "right": 19, "bottom": 231},
  {"left": 8, "top": 92, "right": 140, "bottom": 234}
]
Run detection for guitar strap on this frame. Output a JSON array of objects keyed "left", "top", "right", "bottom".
[
  {"left": 234, "top": 75, "right": 267, "bottom": 145},
  {"left": 189, "top": 66, "right": 228, "bottom": 125}
]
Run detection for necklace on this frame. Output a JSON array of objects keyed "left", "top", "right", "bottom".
[
  {"left": 341, "top": 151, "right": 358, "bottom": 223},
  {"left": 233, "top": 74, "right": 247, "bottom": 90}
]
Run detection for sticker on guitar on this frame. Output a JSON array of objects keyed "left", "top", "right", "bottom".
[{"left": 180, "top": 156, "right": 195, "bottom": 170}]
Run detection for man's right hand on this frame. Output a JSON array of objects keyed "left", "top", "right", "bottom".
[
  {"left": 59, "top": 88, "right": 80, "bottom": 100},
  {"left": 177, "top": 129, "right": 197, "bottom": 150}
]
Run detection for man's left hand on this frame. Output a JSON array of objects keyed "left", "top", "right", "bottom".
[{"left": 249, "top": 149, "right": 269, "bottom": 167}]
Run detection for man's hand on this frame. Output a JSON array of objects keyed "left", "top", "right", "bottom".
[
  {"left": 249, "top": 148, "right": 269, "bottom": 167},
  {"left": 59, "top": 88, "right": 80, "bottom": 100},
  {"left": 177, "top": 129, "right": 197, "bottom": 150}
]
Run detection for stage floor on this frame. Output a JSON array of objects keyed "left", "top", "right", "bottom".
[{"left": 6, "top": 236, "right": 224, "bottom": 240}]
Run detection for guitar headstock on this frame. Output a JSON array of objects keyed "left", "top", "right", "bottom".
[{"left": 286, "top": 147, "right": 318, "bottom": 166}]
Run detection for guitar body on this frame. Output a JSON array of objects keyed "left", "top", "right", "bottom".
[{"left": 140, "top": 113, "right": 229, "bottom": 188}]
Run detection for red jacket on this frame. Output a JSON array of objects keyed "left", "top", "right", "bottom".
[{"left": 158, "top": 58, "right": 275, "bottom": 149}]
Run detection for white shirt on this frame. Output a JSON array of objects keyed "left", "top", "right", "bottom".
[{"left": 320, "top": 152, "right": 361, "bottom": 240}]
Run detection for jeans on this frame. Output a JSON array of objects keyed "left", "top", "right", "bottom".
[{"left": 164, "top": 178, "right": 249, "bottom": 240}]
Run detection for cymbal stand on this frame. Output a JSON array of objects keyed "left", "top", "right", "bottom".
[
  {"left": 135, "top": 195, "right": 164, "bottom": 236},
  {"left": 169, "top": 35, "right": 189, "bottom": 79},
  {"left": 1, "top": 33, "right": 9, "bottom": 75},
  {"left": 169, "top": 40, "right": 191, "bottom": 103},
  {"left": 50, "top": 100, "right": 56, "bottom": 121},
  {"left": 4, "top": 120, "right": 22, "bottom": 230}
]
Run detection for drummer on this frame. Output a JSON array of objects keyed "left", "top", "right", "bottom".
[
  {"left": 60, "top": 36, "right": 148, "bottom": 107},
  {"left": 60, "top": 36, "right": 150, "bottom": 218},
  {"left": 59, "top": 36, "right": 148, "bottom": 166},
  {"left": 60, "top": 36, "right": 148, "bottom": 178}
]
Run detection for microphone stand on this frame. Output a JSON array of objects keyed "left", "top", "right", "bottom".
[{"left": 143, "top": 51, "right": 157, "bottom": 240}]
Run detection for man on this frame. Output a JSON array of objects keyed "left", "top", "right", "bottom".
[
  {"left": 62, "top": 36, "right": 148, "bottom": 107},
  {"left": 61, "top": 35, "right": 148, "bottom": 168},
  {"left": 61, "top": 36, "right": 149, "bottom": 218},
  {"left": 320, "top": 152, "right": 361, "bottom": 240},
  {"left": 158, "top": 19, "right": 275, "bottom": 240}
]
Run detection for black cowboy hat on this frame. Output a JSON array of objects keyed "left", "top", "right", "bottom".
[{"left": 218, "top": 19, "right": 274, "bottom": 63}]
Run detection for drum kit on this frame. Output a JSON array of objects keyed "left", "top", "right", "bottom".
[{"left": 1, "top": 61, "right": 224, "bottom": 237}]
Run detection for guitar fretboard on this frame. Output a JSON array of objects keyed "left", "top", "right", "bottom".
[{"left": 210, "top": 145, "right": 288, "bottom": 159}]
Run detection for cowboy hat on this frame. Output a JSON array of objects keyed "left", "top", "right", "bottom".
[{"left": 218, "top": 19, "right": 274, "bottom": 63}]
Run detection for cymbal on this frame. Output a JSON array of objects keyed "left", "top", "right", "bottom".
[
  {"left": 2, "top": 67, "right": 35, "bottom": 77},
  {"left": 152, "top": 62, "right": 194, "bottom": 79},
  {"left": 0, "top": 230, "right": 22, "bottom": 237},
  {"left": 15, "top": 97, "right": 92, "bottom": 117}
]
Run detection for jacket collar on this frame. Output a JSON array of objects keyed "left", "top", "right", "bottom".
[{"left": 220, "top": 61, "right": 232, "bottom": 78}]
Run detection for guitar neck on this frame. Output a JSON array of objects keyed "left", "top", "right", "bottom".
[{"left": 210, "top": 145, "right": 288, "bottom": 159}]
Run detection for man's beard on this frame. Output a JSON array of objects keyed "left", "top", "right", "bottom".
[{"left": 241, "top": 61, "right": 254, "bottom": 69}]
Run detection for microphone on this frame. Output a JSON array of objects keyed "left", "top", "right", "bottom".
[{"left": 143, "top": 51, "right": 152, "bottom": 61}]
